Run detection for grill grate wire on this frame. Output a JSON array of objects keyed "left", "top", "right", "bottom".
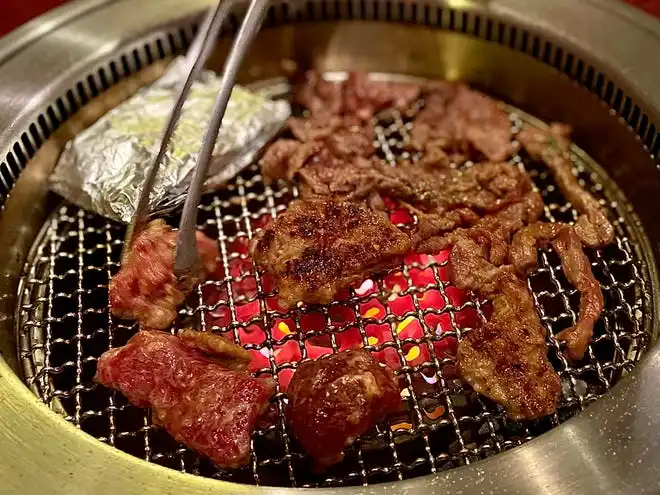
[{"left": 16, "top": 96, "right": 652, "bottom": 487}]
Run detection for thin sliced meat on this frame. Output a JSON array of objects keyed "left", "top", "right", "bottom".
[
  {"left": 178, "top": 328, "right": 252, "bottom": 369},
  {"left": 517, "top": 123, "right": 614, "bottom": 248},
  {"left": 510, "top": 222, "right": 604, "bottom": 360},
  {"left": 293, "top": 70, "right": 422, "bottom": 120},
  {"left": 343, "top": 72, "right": 422, "bottom": 120},
  {"left": 552, "top": 227, "right": 604, "bottom": 360},
  {"left": 509, "top": 222, "right": 563, "bottom": 276},
  {"left": 416, "top": 190, "right": 545, "bottom": 262},
  {"left": 261, "top": 139, "right": 300, "bottom": 184},
  {"left": 451, "top": 239, "right": 561, "bottom": 420},
  {"left": 411, "top": 83, "right": 515, "bottom": 162}
]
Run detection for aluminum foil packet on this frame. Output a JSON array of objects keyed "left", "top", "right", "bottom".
[{"left": 50, "top": 57, "right": 291, "bottom": 223}]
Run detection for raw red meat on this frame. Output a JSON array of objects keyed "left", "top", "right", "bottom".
[
  {"left": 109, "top": 219, "right": 220, "bottom": 329},
  {"left": 286, "top": 349, "right": 401, "bottom": 468},
  {"left": 95, "top": 329, "right": 275, "bottom": 468}
]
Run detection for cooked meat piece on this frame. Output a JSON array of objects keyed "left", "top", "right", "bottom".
[
  {"left": 292, "top": 70, "right": 343, "bottom": 116},
  {"left": 293, "top": 70, "right": 422, "bottom": 120},
  {"left": 517, "top": 123, "right": 614, "bottom": 248},
  {"left": 269, "top": 150, "right": 535, "bottom": 257},
  {"left": 325, "top": 119, "right": 376, "bottom": 157},
  {"left": 456, "top": 270, "right": 562, "bottom": 420},
  {"left": 178, "top": 328, "right": 251, "bottom": 369},
  {"left": 292, "top": 151, "right": 532, "bottom": 214},
  {"left": 109, "top": 220, "right": 219, "bottom": 329},
  {"left": 288, "top": 115, "right": 376, "bottom": 157},
  {"left": 416, "top": 190, "right": 544, "bottom": 260},
  {"left": 450, "top": 238, "right": 514, "bottom": 295},
  {"left": 286, "top": 349, "right": 401, "bottom": 468},
  {"left": 95, "top": 330, "right": 274, "bottom": 468},
  {"left": 342, "top": 72, "right": 422, "bottom": 120},
  {"left": 298, "top": 155, "right": 380, "bottom": 200},
  {"left": 451, "top": 239, "right": 562, "bottom": 419},
  {"left": 553, "top": 227, "right": 604, "bottom": 360},
  {"left": 261, "top": 139, "right": 300, "bottom": 184},
  {"left": 411, "top": 83, "right": 515, "bottom": 162},
  {"left": 287, "top": 114, "right": 344, "bottom": 142},
  {"left": 509, "top": 222, "right": 563, "bottom": 276},
  {"left": 415, "top": 144, "right": 468, "bottom": 169},
  {"left": 249, "top": 200, "right": 411, "bottom": 307},
  {"left": 510, "top": 223, "right": 604, "bottom": 360}
]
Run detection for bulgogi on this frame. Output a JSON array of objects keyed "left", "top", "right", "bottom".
[
  {"left": 95, "top": 329, "right": 274, "bottom": 468},
  {"left": 254, "top": 71, "right": 615, "bottom": 419},
  {"left": 109, "top": 219, "right": 220, "bottom": 329},
  {"left": 410, "top": 81, "right": 516, "bottom": 163},
  {"left": 249, "top": 199, "right": 412, "bottom": 307},
  {"left": 96, "top": 71, "right": 617, "bottom": 474},
  {"left": 286, "top": 349, "right": 401, "bottom": 468}
]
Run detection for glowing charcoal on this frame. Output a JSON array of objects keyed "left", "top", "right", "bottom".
[
  {"left": 405, "top": 345, "right": 420, "bottom": 361},
  {"left": 304, "top": 340, "right": 334, "bottom": 359},
  {"left": 422, "top": 373, "right": 438, "bottom": 385},
  {"left": 299, "top": 312, "right": 326, "bottom": 333},
  {"left": 336, "top": 327, "right": 362, "bottom": 351},
  {"left": 277, "top": 368, "right": 294, "bottom": 392},
  {"left": 388, "top": 294, "right": 414, "bottom": 316},
  {"left": 248, "top": 349, "right": 270, "bottom": 372},
  {"left": 403, "top": 343, "right": 429, "bottom": 366},
  {"left": 396, "top": 316, "right": 422, "bottom": 339},
  {"left": 424, "top": 406, "right": 445, "bottom": 420},
  {"left": 237, "top": 324, "right": 266, "bottom": 345},
  {"left": 235, "top": 300, "right": 260, "bottom": 323},
  {"left": 363, "top": 307, "right": 381, "bottom": 319},
  {"left": 409, "top": 267, "right": 435, "bottom": 287},
  {"left": 355, "top": 279, "right": 375, "bottom": 296},
  {"left": 273, "top": 340, "right": 301, "bottom": 365}
]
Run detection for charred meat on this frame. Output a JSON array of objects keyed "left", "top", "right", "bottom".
[
  {"left": 108, "top": 220, "right": 219, "bottom": 329},
  {"left": 249, "top": 200, "right": 411, "bottom": 307},
  {"left": 286, "top": 349, "right": 401, "bottom": 468},
  {"left": 95, "top": 329, "right": 274, "bottom": 468}
]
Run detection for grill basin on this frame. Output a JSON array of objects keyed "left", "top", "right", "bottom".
[{"left": 1, "top": 1, "right": 660, "bottom": 494}]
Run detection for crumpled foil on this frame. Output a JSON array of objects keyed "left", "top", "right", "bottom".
[{"left": 50, "top": 57, "right": 291, "bottom": 223}]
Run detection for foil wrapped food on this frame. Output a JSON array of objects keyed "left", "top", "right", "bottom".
[{"left": 50, "top": 57, "right": 291, "bottom": 223}]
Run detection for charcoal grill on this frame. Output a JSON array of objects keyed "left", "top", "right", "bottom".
[{"left": 1, "top": 1, "right": 660, "bottom": 493}]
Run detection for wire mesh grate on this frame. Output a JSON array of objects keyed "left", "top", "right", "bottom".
[{"left": 16, "top": 87, "right": 653, "bottom": 487}]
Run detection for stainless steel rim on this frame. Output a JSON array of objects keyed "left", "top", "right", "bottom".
[{"left": 1, "top": 1, "right": 660, "bottom": 493}]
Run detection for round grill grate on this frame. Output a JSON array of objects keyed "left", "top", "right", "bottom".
[{"left": 16, "top": 79, "right": 653, "bottom": 488}]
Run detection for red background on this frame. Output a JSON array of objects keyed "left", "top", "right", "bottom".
[{"left": 1, "top": 0, "right": 659, "bottom": 37}]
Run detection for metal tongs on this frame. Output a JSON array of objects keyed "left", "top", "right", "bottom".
[{"left": 122, "top": 0, "right": 269, "bottom": 281}]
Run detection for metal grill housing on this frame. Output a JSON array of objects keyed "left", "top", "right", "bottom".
[{"left": 2, "top": 1, "right": 660, "bottom": 494}]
